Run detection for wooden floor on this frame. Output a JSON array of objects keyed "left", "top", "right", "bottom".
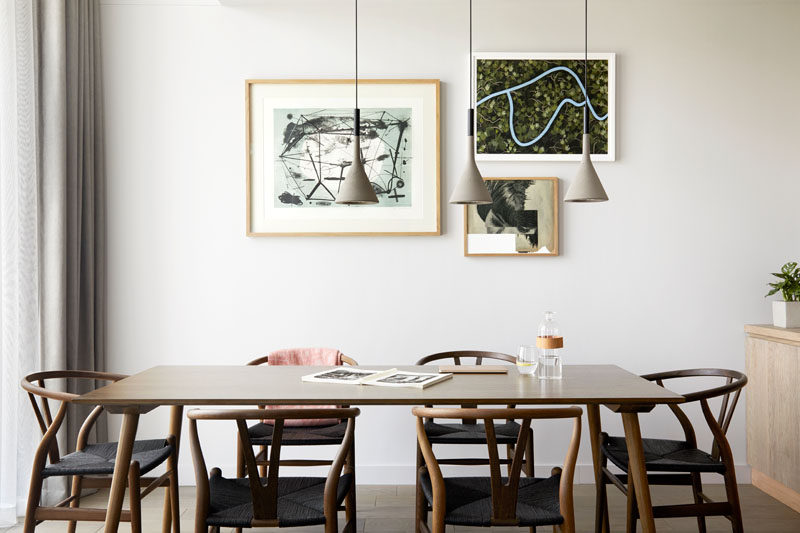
[{"left": 4, "top": 484, "right": 799, "bottom": 532}]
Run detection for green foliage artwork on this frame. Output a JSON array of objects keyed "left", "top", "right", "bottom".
[{"left": 475, "top": 55, "right": 613, "bottom": 159}]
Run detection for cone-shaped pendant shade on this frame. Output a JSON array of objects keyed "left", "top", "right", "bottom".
[
  {"left": 564, "top": 134, "right": 608, "bottom": 202},
  {"left": 449, "top": 134, "right": 492, "bottom": 205},
  {"left": 336, "top": 131, "right": 378, "bottom": 204}
]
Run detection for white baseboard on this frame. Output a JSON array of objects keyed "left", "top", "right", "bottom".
[{"left": 177, "top": 462, "right": 751, "bottom": 486}]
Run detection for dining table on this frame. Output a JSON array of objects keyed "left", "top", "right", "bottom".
[{"left": 74, "top": 364, "right": 684, "bottom": 533}]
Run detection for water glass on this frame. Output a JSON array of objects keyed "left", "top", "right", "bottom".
[
  {"left": 517, "top": 345, "right": 538, "bottom": 376},
  {"left": 538, "top": 353, "right": 562, "bottom": 380}
]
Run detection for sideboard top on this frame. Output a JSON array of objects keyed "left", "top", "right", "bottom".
[{"left": 745, "top": 324, "right": 800, "bottom": 344}]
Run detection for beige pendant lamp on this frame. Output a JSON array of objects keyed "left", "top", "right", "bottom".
[
  {"left": 336, "top": 0, "right": 378, "bottom": 205},
  {"left": 564, "top": 0, "right": 608, "bottom": 203},
  {"left": 449, "top": 0, "right": 491, "bottom": 205}
]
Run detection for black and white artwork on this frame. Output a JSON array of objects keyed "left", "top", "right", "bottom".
[
  {"left": 375, "top": 373, "right": 433, "bottom": 385},
  {"left": 274, "top": 108, "right": 412, "bottom": 208},
  {"left": 310, "top": 369, "right": 378, "bottom": 382},
  {"left": 465, "top": 178, "right": 558, "bottom": 256},
  {"left": 247, "top": 79, "right": 440, "bottom": 235}
]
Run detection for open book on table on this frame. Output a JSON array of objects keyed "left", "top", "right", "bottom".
[{"left": 301, "top": 367, "right": 452, "bottom": 389}]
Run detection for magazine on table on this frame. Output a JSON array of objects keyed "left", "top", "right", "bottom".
[{"left": 301, "top": 367, "right": 452, "bottom": 389}]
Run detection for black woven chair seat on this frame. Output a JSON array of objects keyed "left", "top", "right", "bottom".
[
  {"left": 247, "top": 421, "right": 347, "bottom": 446},
  {"left": 206, "top": 473, "right": 353, "bottom": 528},
  {"left": 601, "top": 434, "right": 726, "bottom": 474},
  {"left": 42, "top": 439, "right": 172, "bottom": 478},
  {"left": 419, "top": 474, "right": 563, "bottom": 527},
  {"left": 424, "top": 420, "right": 522, "bottom": 445}
]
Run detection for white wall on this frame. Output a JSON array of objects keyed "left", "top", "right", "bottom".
[{"left": 100, "top": 0, "right": 800, "bottom": 484}]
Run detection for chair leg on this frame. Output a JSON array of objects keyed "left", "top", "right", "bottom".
[
  {"left": 169, "top": 466, "right": 181, "bottom": 532},
  {"left": 723, "top": 468, "right": 744, "bottom": 533},
  {"left": 22, "top": 471, "right": 43, "bottom": 533},
  {"left": 236, "top": 436, "right": 245, "bottom": 478},
  {"left": 345, "top": 486, "right": 357, "bottom": 533},
  {"left": 595, "top": 453, "right": 610, "bottom": 533},
  {"left": 690, "top": 472, "right": 707, "bottom": 533},
  {"left": 415, "top": 445, "right": 428, "bottom": 533},
  {"left": 258, "top": 445, "right": 268, "bottom": 478},
  {"left": 431, "top": 491, "right": 446, "bottom": 533},
  {"left": 324, "top": 501, "right": 339, "bottom": 533},
  {"left": 596, "top": 474, "right": 609, "bottom": 533},
  {"left": 129, "top": 461, "right": 142, "bottom": 533},
  {"left": 345, "top": 477, "right": 357, "bottom": 525},
  {"left": 233, "top": 437, "right": 245, "bottom": 533},
  {"left": 626, "top": 481, "right": 637, "bottom": 533},
  {"left": 524, "top": 427, "right": 535, "bottom": 477},
  {"left": 66, "top": 474, "right": 83, "bottom": 533}
]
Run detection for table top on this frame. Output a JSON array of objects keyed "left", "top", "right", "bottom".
[{"left": 75, "top": 364, "right": 684, "bottom": 407}]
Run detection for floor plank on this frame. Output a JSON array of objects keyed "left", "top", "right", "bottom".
[{"left": 3, "top": 484, "right": 799, "bottom": 532}]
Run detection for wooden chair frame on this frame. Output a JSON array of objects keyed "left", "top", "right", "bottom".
[
  {"left": 416, "top": 351, "right": 534, "bottom": 472},
  {"left": 236, "top": 353, "right": 358, "bottom": 476},
  {"left": 189, "top": 407, "right": 358, "bottom": 533},
  {"left": 414, "top": 351, "right": 535, "bottom": 532},
  {"left": 413, "top": 406, "right": 582, "bottom": 533},
  {"left": 596, "top": 368, "right": 747, "bottom": 533},
  {"left": 20, "top": 370, "right": 179, "bottom": 533}
]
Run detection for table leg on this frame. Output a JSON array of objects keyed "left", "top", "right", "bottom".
[
  {"left": 587, "top": 404, "right": 609, "bottom": 533},
  {"left": 104, "top": 409, "right": 140, "bottom": 533},
  {"left": 621, "top": 412, "right": 656, "bottom": 533},
  {"left": 163, "top": 406, "right": 184, "bottom": 533}
]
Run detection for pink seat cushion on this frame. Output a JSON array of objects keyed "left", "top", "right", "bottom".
[{"left": 263, "top": 348, "right": 343, "bottom": 427}]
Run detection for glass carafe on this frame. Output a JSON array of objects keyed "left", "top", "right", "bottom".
[{"left": 537, "top": 311, "right": 563, "bottom": 379}]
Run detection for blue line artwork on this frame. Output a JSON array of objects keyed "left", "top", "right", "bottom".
[{"left": 475, "top": 65, "right": 608, "bottom": 149}]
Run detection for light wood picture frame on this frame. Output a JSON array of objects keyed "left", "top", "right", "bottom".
[
  {"left": 246, "top": 79, "right": 440, "bottom": 236},
  {"left": 464, "top": 177, "right": 559, "bottom": 257}
]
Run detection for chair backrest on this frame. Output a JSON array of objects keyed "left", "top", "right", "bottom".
[
  {"left": 415, "top": 350, "right": 515, "bottom": 366},
  {"left": 247, "top": 353, "right": 358, "bottom": 366},
  {"left": 187, "top": 407, "right": 359, "bottom": 526},
  {"left": 416, "top": 351, "right": 516, "bottom": 423},
  {"left": 20, "top": 370, "right": 127, "bottom": 469},
  {"left": 413, "top": 406, "right": 582, "bottom": 531},
  {"left": 642, "top": 368, "right": 747, "bottom": 460}
]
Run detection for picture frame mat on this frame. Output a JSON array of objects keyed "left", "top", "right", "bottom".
[{"left": 246, "top": 79, "right": 440, "bottom": 236}]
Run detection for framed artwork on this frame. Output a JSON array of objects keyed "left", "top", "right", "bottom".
[
  {"left": 464, "top": 177, "right": 559, "bottom": 257},
  {"left": 473, "top": 53, "right": 615, "bottom": 162},
  {"left": 246, "top": 79, "right": 440, "bottom": 236}
]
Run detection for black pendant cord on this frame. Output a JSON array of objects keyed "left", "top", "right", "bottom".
[
  {"left": 467, "top": 0, "right": 474, "bottom": 136},
  {"left": 583, "top": 0, "right": 589, "bottom": 135},
  {"left": 354, "top": 0, "right": 360, "bottom": 137}
]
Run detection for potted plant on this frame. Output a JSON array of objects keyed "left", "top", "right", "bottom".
[{"left": 766, "top": 261, "right": 800, "bottom": 328}]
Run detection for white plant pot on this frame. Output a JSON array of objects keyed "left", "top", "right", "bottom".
[{"left": 772, "top": 301, "right": 800, "bottom": 328}]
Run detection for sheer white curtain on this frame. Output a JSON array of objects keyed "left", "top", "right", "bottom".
[
  {"left": 0, "top": 0, "right": 106, "bottom": 525},
  {"left": 0, "top": 0, "right": 45, "bottom": 525}
]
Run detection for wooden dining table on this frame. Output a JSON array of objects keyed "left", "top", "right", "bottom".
[{"left": 74, "top": 364, "right": 684, "bottom": 533}]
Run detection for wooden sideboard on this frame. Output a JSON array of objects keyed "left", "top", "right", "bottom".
[{"left": 745, "top": 324, "right": 800, "bottom": 512}]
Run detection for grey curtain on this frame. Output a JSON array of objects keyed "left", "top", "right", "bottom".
[{"left": 1, "top": 0, "right": 106, "bottom": 479}]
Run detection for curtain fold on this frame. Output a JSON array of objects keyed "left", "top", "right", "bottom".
[{"left": 0, "top": 0, "right": 106, "bottom": 525}]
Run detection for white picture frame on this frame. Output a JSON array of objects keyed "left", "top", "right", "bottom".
[{"left": 473, "top": 53, "right": 616, "bottom": 162}]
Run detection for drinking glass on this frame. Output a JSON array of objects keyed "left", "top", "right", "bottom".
[{"left": 517, "top": 345, "right": 538, "bottom": 376}]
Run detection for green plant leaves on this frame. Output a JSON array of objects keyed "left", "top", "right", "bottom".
[{"left": 766, "top": 261, "right": 800, "bottom": 302}]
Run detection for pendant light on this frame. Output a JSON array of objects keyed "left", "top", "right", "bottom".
[
  {"left": 564, "top": 0, "right": 608, "bottom": 203},
  {"left": 449, "top": 0, "right": 492, "bottom": 205},
  {"left": 336, "top": 0, "right": 379, "bottom": 205}
]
